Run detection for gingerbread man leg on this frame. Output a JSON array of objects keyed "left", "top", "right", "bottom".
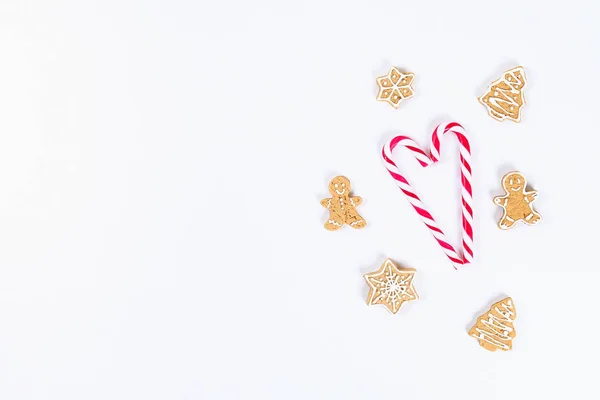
[
  {"left": 345, "top": 209, "right": 366, "bottom": 229},
  {"left": 324, "top": 212, "right": 344, "bottom": 231},
  {"left": 523, "top": 211, "right": 541, "bottom": 225},
  {"left": 499, "top": 215, "right": 516, "bottom": 229}
]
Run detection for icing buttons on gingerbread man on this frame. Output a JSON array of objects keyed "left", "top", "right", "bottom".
[
  {"left": 493, "top": 171, "right": 541, "bottom": 229},
  {"left": 320, "top": 176, "right": 366, "bottom": 231}
]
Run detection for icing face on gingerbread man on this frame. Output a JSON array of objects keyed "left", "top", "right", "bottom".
[
  {"left": 493, "top": 171, "right": 541, "bottom": 229},
  {"left": 330, "top": 176, "right": 349, "bottom": 195},
  {"left": 320, "top": 176, "right": 366, "bottom": 231}
]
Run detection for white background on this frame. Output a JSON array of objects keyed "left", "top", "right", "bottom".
[{"left": 1, "top": 1, "right": 599, "bottom": 399}]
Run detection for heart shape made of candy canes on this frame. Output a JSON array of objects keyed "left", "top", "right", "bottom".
[{"left": 381, "top": 122, "right": 473, "bottom": 269}]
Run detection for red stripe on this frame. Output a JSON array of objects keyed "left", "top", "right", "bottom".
[
  {"left": 435, "top": 237, "right": 457, "bottom": 252},
  {"left": 463, "top": 240, "right": 474, "bottom": 258},
  {"left": 447, "top": 256, "right": 463, "bottom": 266},
  {"left": 405, "top": 145, "right": 428, "bottom": 158},
  {"left": 385, "top": 139, "right": 431, "bottom": 169},
  {"left": 389, "top": 136, "right": 402, "bottom": 151},
  {"left": 389, "top": 171, "right": 408, "bottom": 185},
  {"left": 461, "top": 176, "right": 473, "bottom": 197},
  {"left": 383, "top": 157, "right": 396, "bottom": 166},
  {"left": 412, "top": 205, "right": 434, "bottom": 221},
  {"left": 431, "top": 130, "right": 441, "bottom": 159},
  {"left": 425, "top": 223, "right": 444, "bottom": 234},
  {"left": 462, "top": 198, "right": 473, "bottom": 218},
  {"left": 381, "top": 147, "right": 398, "bottom": 168},
  {"left": 460, "top": 156, "right": 472, "bottom": 175},
  {"left": 445, "top": 122, "right": 462, "bottom": 132},
  {"left": 456, "top": 133, "right": 471, "bottom": 153},
  {"left": 389, "top": 135, "right": 412, "bottom": 151},
  {"left": 401, "top": 188, "right": 421, "bottom": 201},
  {"left": 462, "top": 218, "right": 474, "bottom": 240}
]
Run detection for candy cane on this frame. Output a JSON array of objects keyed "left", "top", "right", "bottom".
[{"left": 381, "top": 122, "right": 473, "bottom": 269}]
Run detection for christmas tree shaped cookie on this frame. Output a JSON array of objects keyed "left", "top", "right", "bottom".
[
  {"left": 469, "top": 297, "right": 517, "bottom": 352},
  {"left": 479, "top": 66, "right": 526, "bottom": 122}
]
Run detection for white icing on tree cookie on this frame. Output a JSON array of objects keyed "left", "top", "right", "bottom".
[
  {"left": 479, "top": 67, "right": 526, "bottom": 123},
  {"left": 469, "top": 297, "right": 517, "bottom": 352}
]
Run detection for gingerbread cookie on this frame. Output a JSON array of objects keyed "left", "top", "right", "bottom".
[
  {"left": 320, "top": 176, "right": 366, "bottom": 231},
  {"left": 364, "top": 259, "right": 418, "bottom": 314},
  {"left": 375, "top": 67, "right": 415, "bottom": 109},
  {"left": 479, "top": 66, "right": 526, "bottom": 122},
  {"left": 469, "top": 297, "right": 516, "bottom": 352},
  {"left": 494, "top": 171, "right": 541, "bottom": 229}
]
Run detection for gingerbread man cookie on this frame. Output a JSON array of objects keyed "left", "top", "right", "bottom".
[
  {"left": 320, "top": 176, "right": 366, "bottom": 231},
  {"left": 494, "top": 171, "right": 541, "bottom": 229}
]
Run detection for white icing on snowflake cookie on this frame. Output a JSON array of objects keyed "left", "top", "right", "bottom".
[
  {"left": 364, "top": 259, "right": 418, "bottom": 314},
  {"left": 375, "top": 67, "right": 415, "bottom": 109}
]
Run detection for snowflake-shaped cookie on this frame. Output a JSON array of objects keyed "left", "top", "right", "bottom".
[
  {"left": 375, "top": 67, "right": 415, "bottom": 109},
  {"left": 364, "top": 259, "right": 418, "bottom": 314}
]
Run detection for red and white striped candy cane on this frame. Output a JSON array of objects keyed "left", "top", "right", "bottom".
[{"left": 381, "top": 122, "right": 473, "bottom": 269}]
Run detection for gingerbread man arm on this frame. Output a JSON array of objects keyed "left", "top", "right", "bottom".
[
  {"left": 524, "top": 190, "right": 538, "bottom": 203},
  {"left": 350, "top": 196, "right": 362, "bottom": 207},
  {"left": 320, "top": 198, "right": 332, "bottom": 208},
  {"left": 493, "top": 195, "right": 508, "bottom": 206}
]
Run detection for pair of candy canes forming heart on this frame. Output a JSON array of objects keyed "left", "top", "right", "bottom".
[
  {"left": 384, "top": 122, "right": 543, "bottom": 268},
  {"left": 382, "top": 122, "right": 474, "bottom": 270}
]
